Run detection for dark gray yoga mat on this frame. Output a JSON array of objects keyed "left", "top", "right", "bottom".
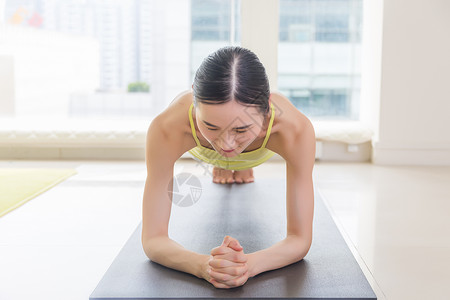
[{"left": 90, "top": 176, "right": 377, "bottom": 299}]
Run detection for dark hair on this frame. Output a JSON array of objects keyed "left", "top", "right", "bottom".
[{"left": 192, "top": 46, "right": 270, "bottom": 115}]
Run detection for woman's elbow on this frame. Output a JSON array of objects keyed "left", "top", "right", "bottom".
[{"left": 142, "top": 236, "right": 164, "bottom": 261}]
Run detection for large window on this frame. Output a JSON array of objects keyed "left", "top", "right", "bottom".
[
  {"left": 190, "top": 0, "right": 241, "bottom": 84},
  {"left": 278, "top": 0, "right": 363, "bottom": 119},
  {"left": 1, "top": 0, "right": 361, "bottom": 123},
  {"left": 2, "top": 0, "right": 154, "bottom": 119},
  {"left": 0, "top": 0, "right": 240, "bottom": 121},
  {"left": 192, "top": 0, "right": 240, "bottom": 42}
]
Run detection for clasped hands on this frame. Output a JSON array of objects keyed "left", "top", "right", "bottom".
[{"left": 205, "top": 235, "right": 250, "bottom": 289}]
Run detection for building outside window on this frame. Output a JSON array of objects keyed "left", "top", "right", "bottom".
[
  {"left": 1, "top": 0, "right": 362, "bottom": 122},
  {"left": 278, "top": 0, "right": 363, "bottom": 120},
  {"left": 191, "top": 0, "right": 241, "bottom": 82}
]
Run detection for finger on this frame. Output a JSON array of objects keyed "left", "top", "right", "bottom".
[
  {"left": 211, "top": 270, "right": 249, "bottom": 288},
  {"left": 209, "top": 268, "right": 235, "bottom": 283},
  {"left": 212, "top": 252, "right": 247, "bottom": 264},
  {"left": 209, "top": 257, "right": 246, "bottom": 269},
  {"left": 221, "top": 235, "right": 243, "bottom": 252},
  {"left": 211, "top": 263, "right": 248, "bottom": 277},
  {"left": 231, "top": 270, "right": 249, "bottom": 287},
  {"left": 211, "top": 242, "right": 244, "bottom": 256},
  {"left": 221, "top": 235, "right": 231, "bottom": 247},
  {"left": 210, "top": 278, "right": 231, "bottom": 289},
  {"left": 228, "top": 239, "right": 243, "bottom": 251},
  {"left": 211, "top": 245, "right": 232, "bottom": 256}
]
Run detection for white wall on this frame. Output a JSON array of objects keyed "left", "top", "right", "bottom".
[
  {"left": 362, "top": 0, "right": 450, "bottom": 165},
  {"left": 241, "top": 0, "right": 279, "bottom": 91}
]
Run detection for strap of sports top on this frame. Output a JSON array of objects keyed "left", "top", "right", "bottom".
[
  {"left": 188, "top": 103, "right": 202, "bottom": 147},
  {"left": 189, "top": 101, "right": 274, "bottom": 149},
  {"left": 261, "top": 102, "right": 275, "bottom": 148}
]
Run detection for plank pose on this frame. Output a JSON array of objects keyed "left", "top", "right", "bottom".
[{"left": 142, "top": 46, "right": 315, "bottom": 289}]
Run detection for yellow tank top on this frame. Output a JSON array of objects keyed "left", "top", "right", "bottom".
[{"left": 187, "top": 101, "right": 276, "bottom": 171}]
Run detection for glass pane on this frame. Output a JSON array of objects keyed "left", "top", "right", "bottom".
[
  {"left": 191, "top": 0, "right": 241, "bottom": 84},
  {"left": 1, "top": 0, "right": 240, "bottom": 121},
  {"left": 278, "top": 0, "right": 363, "bottom": 120},
  {"left": 2, "top": 0, "right": 154, "bottom": 120}
]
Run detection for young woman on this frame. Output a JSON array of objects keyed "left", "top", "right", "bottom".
[{"left": 142, "top": 46, "right": 315, "bottom": 289}]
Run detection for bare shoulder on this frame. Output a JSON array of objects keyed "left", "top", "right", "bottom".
[
  {"left": 153, "top": 89, "right": 193, "bottom": 132},
  {"left": 268, "top": 91, "right": 315, "bottom": 163},
  {"left": 146, "top": 90, "right": 195, "bottom": 159}
]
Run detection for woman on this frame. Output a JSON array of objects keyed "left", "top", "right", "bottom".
[{"left": 142, "top": 46, "right": 315, "bottom": 289}]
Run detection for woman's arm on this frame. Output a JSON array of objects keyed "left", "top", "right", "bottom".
[
  {"left": 143, "top": 234, "right": 211, "bottom": 279},
  {"left": 141, "top": 115, "right": 210, "bottom": 279},
  {"left": 247, "top": 112, "right": 316, "bottom": 278}
]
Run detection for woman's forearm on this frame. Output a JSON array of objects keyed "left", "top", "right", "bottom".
[
  {"left": 247, "top": 235, "right": 311, "bottom": 278},
  {"left": 143, "top": 236, "right": 210, "bottom": 279}
]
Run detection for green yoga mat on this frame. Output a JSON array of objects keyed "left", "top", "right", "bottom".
[{"left": 0, "top": 168, "right": 78, "bottom": 217}]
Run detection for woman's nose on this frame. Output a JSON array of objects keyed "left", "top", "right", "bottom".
[{"left": 220, "top": 131, "right": 237, "bottom": 149}]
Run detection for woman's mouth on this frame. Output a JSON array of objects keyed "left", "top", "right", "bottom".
[{"left": 221, "top": 148, "right": 235, "bottom": 153}]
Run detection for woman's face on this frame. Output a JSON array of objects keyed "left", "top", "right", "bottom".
[{"left": 194, "top": 100, "right": 266, "bottom": 157}]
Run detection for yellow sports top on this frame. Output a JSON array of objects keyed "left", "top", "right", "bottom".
[{"left": 187, "top": 101, "right": 276, "bottom": 171}]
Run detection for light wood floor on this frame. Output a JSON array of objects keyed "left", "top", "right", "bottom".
[{"left": 0, "top": 159, "right": 449, "bottom": 300}]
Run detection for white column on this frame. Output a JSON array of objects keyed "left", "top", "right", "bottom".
[
  {"left": 149, "top": 0, "right": 190, "bottom": 114},
  {"left": 360, "top": 0, "right": 383, "bottom": 142},
  {"left": 361, "top": 0, "right": 450, "bottom": 165},
  {"left": 241, "top": 0, "right": 279, "bottom": 91}
]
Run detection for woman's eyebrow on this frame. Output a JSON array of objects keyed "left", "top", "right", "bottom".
[{"left": 202, "top": 120, "right": 252, "bottom": 130}]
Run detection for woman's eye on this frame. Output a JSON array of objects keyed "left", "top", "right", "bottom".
[{"left": 206, "top": 127, "right": 246, "bottom": 133}]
